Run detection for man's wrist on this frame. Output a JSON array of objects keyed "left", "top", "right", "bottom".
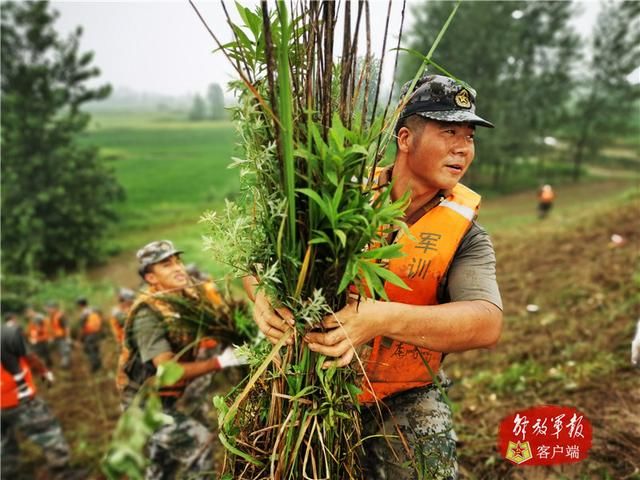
[
  {"left": 210, "top": 356, "right": 222, "bottom": 371},
  {"left": 378, "top": 301, "right": 404, "bottom": 338}
]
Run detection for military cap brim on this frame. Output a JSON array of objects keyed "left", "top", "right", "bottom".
[{"left": 415, "top": 110, "right": 495, "bottom": 129}]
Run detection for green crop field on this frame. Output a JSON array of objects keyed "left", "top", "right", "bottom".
[{"left": 79, "top": 112, "right": 240, "bottom": 273}]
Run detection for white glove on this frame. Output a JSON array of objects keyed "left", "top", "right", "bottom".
[
  {"left": 43, "top": 371, "right": 55, "bottom": 384},
  {"left": 217, "top": 346, "right": 248, "bottom": 369}
]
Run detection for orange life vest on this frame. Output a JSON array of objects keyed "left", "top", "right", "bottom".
[
  {"left": 116, "top": 285, "right": 206, "bottom": 400},
  {"left": 203, "top": 281, "right": 223, "bottom": 306},
  {"left": 49, "top": 311, "right": 66, "bottom": 338},
  {"left": 198, "top": 282, "right": 223, "bottom": 350},
  {"left": 27, "top": 319, "right": 50, "bottom": 343},
  {"left": 82, "top": 311, "right": 103, "bottom": 335},
  {"left": 358, "top": 183, "right": 480, "bottom": 404},
  {"left": 1, "top": 358, "right": 37, "bottom": 409},
  {"left": 540, "top": 187, "right": 555, "bottom": 203}
]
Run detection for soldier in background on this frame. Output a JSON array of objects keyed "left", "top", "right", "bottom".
[
  {"left": 76, "top": 298, "right": 104, "bottom": 373},
  {"left": 110, "top": 288, "right": 135, "bottom": 347},
  {"left": 45, "top": 301, "right": 71, "bottom": 369},
  {"left": 1, "top": 320, "right": 75, "bottom": 479},
  {"left": 25, "top": 306, "right": 52, "bottom": 368},
  {"left": 117, "top": 240, "right": 247, "bottom": 479}
]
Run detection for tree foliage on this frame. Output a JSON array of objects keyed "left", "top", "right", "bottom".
[
  {"left": 188, "top": 93, "right": 206, "bottom": 120},
  {"left": 206, "top": 82, "right": 226, "bottom": 120},
  {"left": 398, "top": 0, "right": 580, "bottom": 190},
  {"left": 1, "top": 1, "right": 122, "bottom": 275},
  {"left": 567, "top": 0, "right": 640, "bottom": 180}
]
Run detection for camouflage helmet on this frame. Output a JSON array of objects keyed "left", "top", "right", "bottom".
[
  {"left": 398, "top": 74, "right": 494, "bottom": 128},
  {"left": 136, "top": 240, "right": 183, "bottom": 276}
]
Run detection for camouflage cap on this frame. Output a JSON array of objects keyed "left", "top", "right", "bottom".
[
  {"left": 118, "top": 287, "right": 136, "bottom": 302},
  {"left": 399, "top": 74, "right": 494, "bottom": 128},
  {"left": 136, "top": 240, "right": 183, "bottom": 274}
]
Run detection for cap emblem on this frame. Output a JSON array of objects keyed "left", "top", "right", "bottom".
[{"left": 455, "top": 89, "right": 471, "bottom": 109}]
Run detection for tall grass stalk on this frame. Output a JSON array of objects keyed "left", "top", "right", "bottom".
[{"left": 194, "top": 1, "right": 460, "bottom": 478}]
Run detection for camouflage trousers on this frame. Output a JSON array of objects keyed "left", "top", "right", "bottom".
[
  {"left": 1, "top": 396, "right": 71, "bottom": 477},
  {"left": 361, "top": 372, "right": 458, "bottom": 480},
  {"left": 53, "top": 337, "right": 71, "bottom": 369},
  {"left": 145, "top": 408, "right": 214, "bottom": 480},
  {"left": 83, "top": 334, "right": 102, "bottom": 372}
]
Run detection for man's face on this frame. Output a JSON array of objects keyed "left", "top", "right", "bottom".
[
  {"left": 401, "top": 119, "right": 476, "bottom": 192},
  {"left": 144, "top": 255, "right": 189, "bottom": 291}
]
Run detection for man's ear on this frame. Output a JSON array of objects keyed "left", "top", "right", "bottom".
[
  {"left": 396, "top": 126, "right": 413, "bottom": 153},
  {"left": 144, "top": 270, "right": 157, "bottom": 286}
]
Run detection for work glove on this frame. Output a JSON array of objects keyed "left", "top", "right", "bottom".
[
  {"left": 43, "top": 370, "right": 55, "bottom": 385},
  {"left": 217, "top": 346, "right": 249, "bottom": 369}
]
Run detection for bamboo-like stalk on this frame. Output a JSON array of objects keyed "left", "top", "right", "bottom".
[{"left": 198, "top": 2, "right": 463, "bottom": 478}]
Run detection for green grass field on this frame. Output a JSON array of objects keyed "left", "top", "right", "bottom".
[{"left": 80, "top": 112, "right": 240, "bottom": 272}]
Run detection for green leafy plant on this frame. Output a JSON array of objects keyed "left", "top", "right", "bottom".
[
  {"left": 102, "top": 362, "right": 184, "bottom": 480},
  {"left": 196, "top": 1, "right": 460, "bottom": 478}
]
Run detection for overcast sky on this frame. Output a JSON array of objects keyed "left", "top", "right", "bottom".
[{"left": 51, "top": 1, "right": 602, "bottom": 97}]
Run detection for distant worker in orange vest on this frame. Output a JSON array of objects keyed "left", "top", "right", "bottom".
[
  {"left": 1, "top": 316, "right": 76, "bottom": 479},
  {"left": 25, "top": 306, "right": 52, "bottom": 368},
  {"left": 109, "top": 288, "right": 135, "bottom": 347},
  {"left": 76, "top": 298, "right": 104, "bottom": 373},
  {"left": 246, "top": 75, "right": 504, "bottom": 479},
  {"left": 45, "top": 301, "right": 71, "bottom": 369},
  {"left": 537, "top": 183, "right": 555, "bottom": 219}
]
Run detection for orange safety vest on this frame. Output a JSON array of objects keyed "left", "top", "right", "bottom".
[
  {"left": 359, "top": 183, "right": 480, "bottom": 404},
  {"left": 27, "top": 319, "right": 50, "bottom": 343},
  {"left": 49, "top": 311, "right": 66, "bottom": 338},
  {"left": 110, "top": 307, "right": 127, "bottom": 345},
  {"left": 1, "top": 358, "right": 37, "bottom": 409},
  {"left": 82, "top": 311, "right": 103, "bottom": 335}
]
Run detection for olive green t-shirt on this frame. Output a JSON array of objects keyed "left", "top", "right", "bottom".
[
  {"left": 438, "top": 221, "right": 503, "bottom": 310},
  {"left": 129, "top": 307, "right": 172, "bottom": 363}
]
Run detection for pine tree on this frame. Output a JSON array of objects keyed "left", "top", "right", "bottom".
[{"left": 1, "top": 1, "right": 123, "bottom": 275}]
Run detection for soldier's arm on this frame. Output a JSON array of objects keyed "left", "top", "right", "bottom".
[
  {"left": 306, "top": 223, "right": 503, "bottom": 367},
  {"left": 133, "top": 307, "right": 225, "bottom": 381},
  {"left": 152, "top": 351, "right": 223, "bottom": 380}
]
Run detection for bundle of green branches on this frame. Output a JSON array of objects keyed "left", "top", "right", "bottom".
[
  {"left": 195, "top": 0, "right": 460, "bottom": 478},
  {"left": 155, "top": 290, "right": 252, "bottom": 348}
]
